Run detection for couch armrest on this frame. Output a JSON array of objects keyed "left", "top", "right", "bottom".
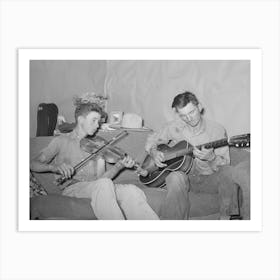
[{"left": 230, "top": 147, "right": 250, "bottom": 166}]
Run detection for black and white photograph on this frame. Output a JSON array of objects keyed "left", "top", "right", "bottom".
[
  {"left": 19, "top": 49, "right": 261, "bottom": 231},
  {"left": 1, "top": 1, "right": 279, "bottom": 280}
]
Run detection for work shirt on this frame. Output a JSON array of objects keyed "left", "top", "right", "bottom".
[
  {"left": 145, "top": 117, "right": 230, "bottom": 175},
  {"left": 39, "top": 130, "right": 105, "bottom": 187}
]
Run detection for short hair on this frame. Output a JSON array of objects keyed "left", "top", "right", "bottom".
[
  {"left": 74, "top": 103, "right": 106, "bottom": 122},
  {"left": 171, "top": 91, "right": 199, "bottom": 110}
]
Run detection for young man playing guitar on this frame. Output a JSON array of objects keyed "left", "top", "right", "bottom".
[
  {"left": 31, "top": 101, "right": 159, "bottom": 220},
  {"left": 145, "top": 91, "right": 246, "bottom": 220}
]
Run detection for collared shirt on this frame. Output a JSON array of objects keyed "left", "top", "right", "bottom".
[
  {"left": 40, "top": 130, "right": 105, "bottom": 186},
  {"left": 145, "top": 117, "right": 230, "bottom": 175}
]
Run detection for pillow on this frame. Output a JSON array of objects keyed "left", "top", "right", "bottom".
[
  {"left": 30, "top": 195, "right": 97, "bottom": 220},
  {"left": 30, "top": 171, "right": 48, "bottom": 197}
]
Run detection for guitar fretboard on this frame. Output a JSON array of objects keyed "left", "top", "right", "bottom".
[
  {"left": 196, "top": 138, "right": 229, "bottom": 150},
  {"left": 164, "top": 138, "right": 229, "bottom": 161},
  {"left": 157, "top": 134, "right": 249, "bottom": 163}
]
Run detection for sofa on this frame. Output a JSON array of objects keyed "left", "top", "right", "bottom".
[{"left": 30, "top": 130, "right": 250, "bottom": 220}]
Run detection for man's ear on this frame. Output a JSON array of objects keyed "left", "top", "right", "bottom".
[
  {"left": 198, "top": 103, "right": 204, "bottom": 114},
  {"left": 77, "top": 115, "right": 84, "bottom": 124}
]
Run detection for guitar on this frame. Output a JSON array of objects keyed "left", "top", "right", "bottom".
[{"left": 139, "top": 134, "right": 250, "bottom": 188}]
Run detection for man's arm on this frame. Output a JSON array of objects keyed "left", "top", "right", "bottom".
[
  {"left": 30, "top": 137, "right": 60, "bottom": 173},
  {"left": 145, "top": 125, "right": 171, "bottom": 154},
  {"left": 100, "top": 161, "right": 125, "bottom": 180},
  {"left": 30, "top": 152, "right": 75, "bottom": 179},
  {"left": 210, "top": 146, "right": 230, "bottom": 171},
  {"left": 210, "top": 126, "right": 231, "bottom": 170},
  {"left": 30, "top": 152, "right": 57, "bottom": 173},
  {"left": 30, "top": 137, "right": 74, "bottom": 179},
  {"left": 144, "top": 125, "right": 173, "bottom": 167},
  {"left": 193, "top": 124, "right": 231, "bottom": 172},
  {"left": 100, "top": 156, "right": 135, "bottom": 180}
]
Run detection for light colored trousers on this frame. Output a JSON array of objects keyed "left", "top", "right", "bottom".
[{"left": 62, "top": 178, "right": 159, "bottom": 220}]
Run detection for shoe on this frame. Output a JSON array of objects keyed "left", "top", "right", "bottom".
[
  {"left": 230, "top": 215, "right": 243, "bottom": 220},
  {"left": 220, "top": 215, "right": 231, "bottom": 220}
]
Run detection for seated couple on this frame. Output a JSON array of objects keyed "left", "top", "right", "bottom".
[{"left": 30, "top": 91, "right": 246, "bottom": 220}]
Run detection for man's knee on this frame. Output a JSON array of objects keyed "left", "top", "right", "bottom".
[
  {"left": 218, "top": 166, "right": 235, "bottom": 181},
  {"left": 120, "top": 184, "right": 146, "bottom": 201},
  {"left": 89, "top": 178, "right": 115, "bottom": 195},
  {"left": 165, "top": 171, "right": 190, "bottom": 192}
]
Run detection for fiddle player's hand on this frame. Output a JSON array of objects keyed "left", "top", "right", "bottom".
[
  {"left": 150, "top": 149, "right": 167, "bottom": 168},
  {"left": 50, "top": 163, "right": 75, "bottom": 179},
  {"left": 193, "top": 146, "right": 216, "bottom": 162},
  {"left": 118, "top": 155, "right": 135, "bottom": 169}
]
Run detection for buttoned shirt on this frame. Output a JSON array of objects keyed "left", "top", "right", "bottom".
[{"left": 145, "top": 117, "right": 230, "bottom": 175}]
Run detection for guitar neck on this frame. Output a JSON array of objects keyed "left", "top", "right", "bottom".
[
  {"left": 164, "top": 138, "right": 229, "bottom": 161},
  {"left": 196, "top": 138, "right": 229, "bottom": 150}
]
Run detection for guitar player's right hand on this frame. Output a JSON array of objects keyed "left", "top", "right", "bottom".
[{"left": 151, "top": 150, "right": 167, "bottom": 168}]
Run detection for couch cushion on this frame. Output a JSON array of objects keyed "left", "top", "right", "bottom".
[
  {"left": 29, "top": 133, "right": 249, "bottom": 220},
  {"left": 30, "top": 195, "right": 96, "bottom": 220},
  {"left": 30, "top": 188, "right": 220, "bottom": 220}
]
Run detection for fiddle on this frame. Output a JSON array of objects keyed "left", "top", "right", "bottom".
[
  {"left": 80, "top": 135, "right": 148, "bottom": 177},
  {"left": 55, "top": 131, "right": 147, "bottom": 185},
  {"left": 55, "top": 131, "right": 128, "bottom": 185}
]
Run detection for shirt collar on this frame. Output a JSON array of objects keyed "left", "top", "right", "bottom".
[
  {"left": 177, "top": 116, "right": 206, "bottom": 136},
  {"left": 69, "top": 129, "right": 83, "bottom": 141}
]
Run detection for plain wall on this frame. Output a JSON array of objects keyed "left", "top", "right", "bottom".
[
  {"left": 106, "top": 60, "right": 250, "bottom": 137},
  {"left": 30, "top": 60, "right": 250, "bottom": 138}
]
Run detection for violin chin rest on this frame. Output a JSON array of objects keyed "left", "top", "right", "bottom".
[{"left": 105, "top": 158, "right": 119, "bottom": 164}]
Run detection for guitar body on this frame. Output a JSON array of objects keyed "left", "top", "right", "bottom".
[
  {"left": 139, "top": 141, "right": 194, "bottom": 188},
  {"left": 139, "top": 155, "right": 193, "bottom": 188},
  {"left": 138, "top": 134, "right": 250, "bottom": 188}
]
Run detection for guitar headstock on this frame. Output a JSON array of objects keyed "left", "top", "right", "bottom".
[{"left": 228, "top": 133, "right": 250, "bottom": 148}]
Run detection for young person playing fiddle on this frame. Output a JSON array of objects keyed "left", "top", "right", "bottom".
[{"left": 31, "top": 101, "right": 159, "bottom": 220}]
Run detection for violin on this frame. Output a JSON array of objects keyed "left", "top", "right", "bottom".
[
  {"left": 55, "top": 131, "right": 147, "bottom": 185},
  {"left": 80, "top": 135, "right": 148, "bottom": 176}
]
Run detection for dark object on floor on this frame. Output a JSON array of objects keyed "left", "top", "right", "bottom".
[
  {"left": 230, "top": 215, "right": 243, "bottom": 220},
  {"left": 36, "top": 103, "right": 58, "bottom": 136}
]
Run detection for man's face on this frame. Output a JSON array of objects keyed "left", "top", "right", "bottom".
[
  {"left": 176, "top": 102, "right": 201, "bottom": 127},
  {"left": 80, "top": 111, "right": 101, "bottom": 136}
]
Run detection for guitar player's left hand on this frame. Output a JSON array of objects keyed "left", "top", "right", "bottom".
[{"left": 193, "top": 147, "right": 216, "bottom": 162}]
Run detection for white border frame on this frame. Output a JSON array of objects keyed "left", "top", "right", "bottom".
[{"left": 18, "top": 48, "right": 261, "bottom": 232}]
